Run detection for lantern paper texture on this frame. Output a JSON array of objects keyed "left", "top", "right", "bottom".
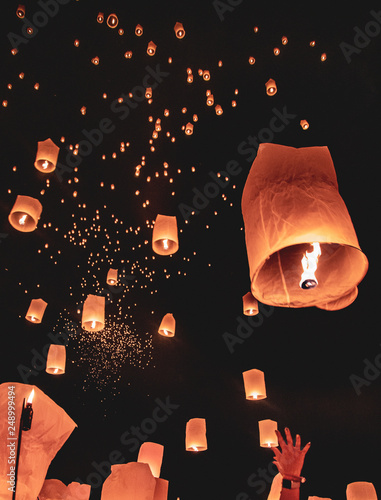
[
  {"left": 82, "top": 294, "right": 105, "bottom": 331},
  {"left": 39, "top": 479, "right": 91, "bottom": 499},
  {"left": 258, "top": 419, "right": 278, "bottom": 447},
  {"left": 186, "top": 418, "right": 207, "bottom": 451},
  {"left": 242, "top": 291, "right": 259, "bottom": 316},
  {"left": 152, "top": 215, "right": 179, "bottom": 255},
  {"left": 137, "top": 442, "right": 164, "bottom": 478},
  {"left": 34, "top": 138, "right": 60, "bottom": 173},
  {"left": 158, "top": 313, "right": 176, "bottom": 337},
  {"left": 243, "top": 369, "right": 266, "bottom": 400},
  {"left": 241, "top": 144, "right": 368, "bottom": 311},
  {"left": 154, "top": 478, "right": 169, "bottom": 500},
  {"left": 346, "top": 482, "right": 378, "bottom": 500},
  {"left": 0, "top": 383, "right": 77, "bottom": 500},
  {"left": 101, "top": 462, "right": 156, "bottom": 500},
  {"left": 8, "top": 195, "right": 42, "bottom": 232},
  {"left": 46, "top": 344, "right": 66, "bottom": 375},
  {"left": 26, "top": 298, "right": 47, "bottom": 323}
]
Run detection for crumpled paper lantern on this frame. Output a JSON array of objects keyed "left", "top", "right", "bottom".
[
  {"left": 242, "top": 143, "right": 368, "bottom": 311},
  {"left": 0, "top": 383, "right": 76, "bottom": 500},
  {"left": 39, "top": 479, "right": 91, "bottom": 499},
  {"left": 137, "top": 442, "right": 164, "bottom": 478},
  {"left": 101, "top": 462, "right": 156, "bottom": 500}
]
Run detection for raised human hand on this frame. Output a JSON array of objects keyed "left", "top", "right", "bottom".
[{"left": 272, "top": 427, "right": 311, "bottom": 479}]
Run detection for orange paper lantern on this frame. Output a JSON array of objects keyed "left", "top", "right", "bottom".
[
  {"left": 107, "top": 268, "right": 118, "bottom": 285},
  {"left": 300, "top": 119, "right": 309, "bottom": 130},
  {"left": 34, "top": 138, "right": 60, "bottom": 173},
  {"left": 82, "top": 294, "right": 105, "bottom": 331},
  {"left": 26, "top": 298, "right": 47, "bottom": 323},
  {"left": 101, "top": 462, "right": 156, "bottom": 500},
  {"left": 158, "top": 313, "right": 175, "bottom": 337},
  {"left": 242, "top": 143, "right": 368, "bottom": 310},
  {"left": 152, "top": 214, "right": 179, "bottom": 255},
  {"left": 16, "top": 4, "right": 25, "bottom": 18},
  {"left": 9, "top": 195, "right": 42, "bottom": 232},
  {"left": 185, "top": 418, "right": 207, "bottom": 452},
  {"left": 147, "top": 41, "right": 157, "bottom": 56},
  {"left": 174, "top": 22, "right": 185, "bottom": 38},
  {"left": 135, "top": 24, "right": 143, "bottom": 36},
  {"left": 258, "top": 419, "right": 278, "bottom": 447},
  {"left": 154, "top": 478, "right": 169, "bottom": 500},
  {"left": 46, "top": 345, "right": 66, "bottom": 375},
  {"left": 39, "top": 479, "right": 91, "bottom": 499},
  {"left": 346, "top": 482, "right": 378, "bottom": 500},
  {"left": 137, "top": 442, "right": 164, "bottom": 478},
  {"left": 97, "top": 12, "right": 104, "bottom": 23},
  {"left": 106, "top": 13, "right": 118, "bottom": 28},
  {"left": 185, "top": 123, "right": 194, "bottom": 135},
  {"left": 265, "top": 78, "right": 277, "bottom": 95},
  {"left": 242, "top": 291, "right": 259, "bottom": 316},
  {"left": 243, "top": 369, "right": 266, "bottom": 400}
]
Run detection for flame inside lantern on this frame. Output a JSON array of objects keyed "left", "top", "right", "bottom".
[
  {"left": 299, "top": 242, "right": 321, "bottom": 289},
  {"left": 27, "top": 388, "right": 35, "bottom": 405},
  {"left": 19, "top": 214, "right": 27, "bottom": 225}
]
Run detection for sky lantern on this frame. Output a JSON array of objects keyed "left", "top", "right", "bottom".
[
  {"left": 158, "top": 313, "right": 175, "bottom": 337},
  {"left": 135, "top": 24, "right": 143, "bottom": 36},
  {"left": 265, "top": 78, "right": 277, "bottom": 95},
  {"left": 203, "top": 70, "right": 210, "bottom": 80},
  {"left": 152, "top": 214, "right": 179, "bottom": 255},
  {"left": 185, "top": 418, "right": 207, "bottom": 452},
  {"left": 185, "top": 122, "right": 194, "bottom": 135},
  {"left": 34, "top": 138, "right": 60, "bottom": 173},
  {"left": 26, "top": 298, "right": 47, "bottom": 323},
  {"left": 154, "top": 478, "right": 169, "bottom": 500},
  {"left": 174, "top": 22, "right": 185, "bottom": 38},
  {"left": 137, "top": 442, "right": 164, "bottom": 478},
  {"left": 9, "top": 195, "right": 42, "bottom": 232},
  {"left": 282, "top": 36, "right": 288, "bottom": 45},
  {"left": 0, "top": 383, "right": 76, "bottom": 500},
  {"left": 101, "top": 462, "right": 156, "bottom": 500},
  {"left": 258, "top": 419, "right": 278, "bottom": 447},
  {"left": 97, "top": 12, "right": 104, "bottom": 23},
  {"left": 16, "top": 4, "right": 25, "bottom": 18},
  {"left": 46, "top": 345, "right": 66, "bottom": 375},
  {"left": 82, "top": 294, "right": 105, "bottom": 331},
  {"left": 300, "top": 119, "right": 309, "bottom": 130},
  {"left": 249, "top": 56, "right": 255, "bottom": 65},
  {"left": 107, "top": 268, "right": 118, "bottom": 285},
  {"left": 145, "top": 87, "right": 153, "bottom": 99},
  {"left": 215, "top": 104, "right": 223, "bottom": 115},
  {"left": 147, "top": 41, "right": 157, "bottom": 56},
  {"left": 242, "top": 369, "right": 266, "bottom": 400},
  {"left": 124, "top": 50, "right": 132, "bottom": 58},
  {"left": 242, "top": 291, "right": 259, "bottom": 315},
  {"left": 241, "top": 143, "right": 369, "bottom": 310},
  {"left": 346, "top": 482, "right": 378, "bottom": 500},
  {"left": 106, "top": 13, "right": 119, "bottom": 28},
  {"left": 39, "top": 479, "right": 90, "bottom": 499}
]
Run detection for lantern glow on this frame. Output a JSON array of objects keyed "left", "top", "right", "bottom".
[
  {"left": 258, "top": 419, "right": 278, "bottom": 447},
  {"left": 152, "top": 214, "right": 179, "bottom": 255},
  {"left": 82, "top": 294, "right": 105, "bottom": 331},
  {"left": 243, "top": 369, "right": 266, "bottom": 400},
  {"left": 300, "top": 242, "right": 321, "bottom": 289},
  {"left": 186, "top": 418, "right": 207, "bottom": 452},
  {"left": 158, "top": 313, "right": 175, "bottom": 337},
  {"left": 34, "top": 138, "right": 60, "bottom": 173},
  {"left": 46, "top": 345, "right": 66, "bottom": 375},
  {"left": 26, "top": 298, "right": 47, "bottom": 324},
  {"left": 9, "top": 195, "right": 42, "bottom": 232}
]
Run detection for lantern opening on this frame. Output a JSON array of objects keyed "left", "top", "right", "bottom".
[{"left": 299, "top": 242, "right": 321, "bottom": 289}]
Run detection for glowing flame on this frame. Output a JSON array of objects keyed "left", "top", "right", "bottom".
[
  {"left": 163, "top": 239, "right": 169, "bottom": 250},
  {"left": 53, "top": 368, "right": 59, "bottom": 374},
  {"left": 27, "top": 389, "right": 35, "bottom": 404},
  {"left": 163, "top": 329, "right": 169, "bottom": 336},
  {"left": 191, "top": 445, "right": 198, "bottom": 451},
  {"left": 251, "top": 393, "right": 258, "bottom": 400},
  {"left": 19, "top": 214, "right": 27, "bottom": 225},
  {"left": 91, "top": 320, "right": 96, "bottom": 329},
  {"left": 300, "top": 242, "right": 321, "bottom": 289},
  {"left": 41, "top": 160, "right": 49, "bottom": 169}
]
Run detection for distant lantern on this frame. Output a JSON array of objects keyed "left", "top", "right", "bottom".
[
  {"left": 26, "top": 298, "right": 47, "bottom": 324},
  {"left": 158, "top": 313, "right": 175, "bottom": 337},
  {"left": 185, "top": 122, "right": 194, "bottom": 135},
  {"left": 97, "top": 12, "right": 104, "bottom": 23},
  {"left": 282, "top": 36, "right": 288, "bottom": 45},
  {"left": 107, "top": 268, "right": 118, "bottom": 285},
  {"left": 273, "top": 47, "right": 280, "bottom": 56},
  {"left": 203, "top": 70, "right": 210, "bottom": 81},
  {"left": 82, "top": 294, "right": 105, "bottom": 331},
  {"left": 34, "top": 138, "right": 60, "bottom": 173},
  {"left": 9, "top": 195, "right": 42, "bottom": 232},
  {"left": 206, "top": 94, "right": 214, "bottom": 105},
  {"left": 46, "top": 345, "right": 66, "bottom": 375},
  {"left": 265, "top": 78, "right": 277, "bottom": 95},
  {"left": 186, "top": 418, "right": 207, "bottom": 452},
  {"left": 147, "top": 41, "right": 157, "bottom": 56},
  {"left": 145, "top": 87, "right": 152, "bottom": 99},
  {"left": 74, "top": 39, "right": 80, "bottom": 47},
  {"left": 242, "top": 291, "right": 259, "bottom": 316},
  {"left": 300, "top": 119, "right": 309, "bottom": 130},
  {"left": 321, "top": 52, "right": 327, "bottom": 61},
  {"left": 152, "top": 214, "right": 179, "bottom": 255},
  {"left": 187, "top": 74, "right": 193, "bottom": 83},
  {"left": 249, "top": 56, "right": 256, "bottom": 65},
  {"left": 241, "top": 143, "right": 368, "bottom": 310},
  {"left": 137, "top": 442, "right": 164, "bottom": 478},
  {"left": 107, "top": 13, "right": 118, "bottom": 28},
  {"left": 124, "top": 51, "right": 132, "bottom": 58},
  {"left": 215, "top": 105, "right": 223, "bottom": 115},
  {"left": 346, "top": 482, "right": 378, "bottom": 500},
  {"left": 16, "top": 4, "right": 25, "bottom": 17},
  {"left": 92, "top": 56, "right": 99, "bottom": 65},
  {"left": 310, "top": 40, "right": 316, "bottom": 47},
  {"left": 174, "top": 22, "right": 185, "bottom": 38},
  {"left": 258, "top": 419, "right": 278, "bottom": 447},
  {"left": 135, "top": 24, "right": 143, "bottom": 36},
  {"left": 243, "top": 369, "right": 266, "bottom": 400}
]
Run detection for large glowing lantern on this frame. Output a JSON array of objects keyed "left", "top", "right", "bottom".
[
  {"left": 241, "top": 144, "right": 368, "bottom": 311},
  {"left": 154, "top": 478, "right": 169, "bottom": 500},
  {"left": 82, "top": 294, "right": 105, "bottom": 331},
  {"left": 26, "top": 298, "right": 47, "bottom": 323},
  {"left": 9, "top": 195, "right": 42, "bottom": 232},
  {"left": 101, "top": 462, "right": 156, "bottom": 500},
  {"left": 258, "top": 419, "right": 278, "bottom": 447},
  {"left": 242, "top": 291, "right": 259, "bottom": 316},
  {"left": 34, "top": 138, "right": 60, "bottom": 173},
  {"left": 186, "top": 418, "right": 207, "bottom": 452},
  {"left": 46, "top": 345, "right": 66, "bottom": 375},
  {"left": 243, "top": 369, "right": 266, "bottom": 400},
  {"left": 0, "top": 383, "right": 76, "bottom": 500},
  {"left": 152, "top": 214, "right": 179, "bottom": 255},
  {"left": 137, "top": 442, "right": 164, "bottom": 478},
  {"left": 158, "top": 313, "right": 175, "bottom": 337},
  {"left": 346, "top": 482, "right": 378, "bottom": 500}
]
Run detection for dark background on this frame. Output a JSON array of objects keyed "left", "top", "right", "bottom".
[{"left": 0, "top": 1, "right": 380, "bottom": 499}]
